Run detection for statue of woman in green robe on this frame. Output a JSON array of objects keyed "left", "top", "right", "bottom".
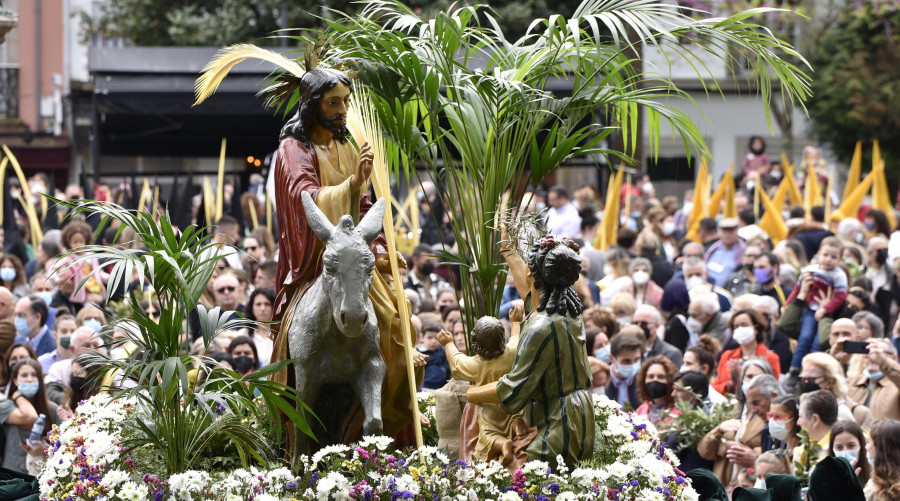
[{"left": 468, "top": 234, "right": 595, "bottom": 469}]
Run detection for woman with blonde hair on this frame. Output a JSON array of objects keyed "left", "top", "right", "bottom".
[
  {"left": 598, "top": 247, "right": 633, "bottom": 305},
  {"left": 801, "top": 352, "right": 871, "bottom": 427}
]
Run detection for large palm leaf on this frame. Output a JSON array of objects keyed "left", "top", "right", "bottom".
[{"left": 51, "top": 197, "right": 314, "bottom": 474}]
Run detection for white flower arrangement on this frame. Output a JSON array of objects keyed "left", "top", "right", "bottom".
[{"left": 40, "top": 394, "right": 697, "bottom": 500}]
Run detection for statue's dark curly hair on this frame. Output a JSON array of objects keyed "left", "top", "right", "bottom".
[
  {"left": 279, "top": 68, "right": 352, "bottom": 147},
  {"left": 471, "top": 316, "right": 506, "bottom": 360},
  {"left": 527, "top": 236, "right": 584, "bottom": 317}
]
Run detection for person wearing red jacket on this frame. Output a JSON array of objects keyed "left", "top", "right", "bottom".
[{"left": 712, "top": 309, "right": 781, "bottom": 395}]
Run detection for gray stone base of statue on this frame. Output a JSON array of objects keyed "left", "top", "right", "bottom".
[{"left": 288, "top": 191, "right": 387, "bottom": 463}]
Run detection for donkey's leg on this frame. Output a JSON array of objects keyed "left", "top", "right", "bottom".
[
  {"left": 292, "top": 362, "right": 320, "bottom": 466},
  {"left": 351, "top": 355, "right": 387, "bottom": 436}
]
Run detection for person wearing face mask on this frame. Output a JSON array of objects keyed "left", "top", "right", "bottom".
[
  {"left": 827, "top": 420, "right": 871, "bottom": 487},
  {"left": 58, "top": 356, "right": 103, "bottom": 419},
  {"left": 228, "top": 336, "right": 261, "bottom": 375},
  {"left": 682, "top": 257, "right": 734, "bottom": 312},
  {"left": 801, "top": 352, "right": 872, "bottom": 427},
  {"left": 635, "top": 230, "right": 674, "bottom": 288},
  {"left": 0, "top": 254, "right": 29, "bottom": 301},
  {"left": 751, "top": 252, "right": 786, "bottom": 306},
  {"left": 844, "top": 339, "right": 900, "bottom": 422},
  {"left": 864, "top": 419, "right": 900, "bottom": 501},
  {"left": 2, "top": 358, "right": 57, "bottom": 473},
  {"left": 712, "top": 309, "right": 781, "bottom": 394},
  {"left": 28, "top": 275, "right": 59, "bottom": 331},
  {"left": 45, "top": 327, "right": 103, "bottom": 405},
  {"left": 12, "top": 295, "right": 54, "bottom": 357},
  {"left": 764, "top": 395, "right": 801, "bottom": 460},
  {"left": 37, "top": 314, "right": 76, "bottom": 373},
  {"left": 865, "top": 235, "right": 891, "bottom": 292},
  {"left": 687, "top": 292, "right": 732, "bottom": 347},
  {"left": 404, "top": 244, "right": 448, "bottom": 303},
  {"left": 742, "top": 136, "right": 771, "bottom": 176},
  {"left": 725, "top": 242, "right": 764, "bottom": 299},
  {"left": 629, "top": 258, "right": 663, "bottom": 309},
  {"left": 634, "top": 355, "right": 680, "bottom": 424},
  {"left": 604, "top": 329, "right": 646, "bottom": 409}
]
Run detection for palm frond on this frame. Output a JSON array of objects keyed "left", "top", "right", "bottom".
[{"left": 193, "top": 44, "right": 306, "bottom": 107}]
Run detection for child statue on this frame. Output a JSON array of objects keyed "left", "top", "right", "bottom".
[{"left": 437, "top": 306, "right": 532, "bottom": 467}]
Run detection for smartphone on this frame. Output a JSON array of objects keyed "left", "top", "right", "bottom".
[{"left": 843, "top": 340, "right": 869, "bottom": 354}]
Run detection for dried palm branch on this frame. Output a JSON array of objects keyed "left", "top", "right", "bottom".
[{"left": 193, "top": 44, "right": 306, "bottom": 107}]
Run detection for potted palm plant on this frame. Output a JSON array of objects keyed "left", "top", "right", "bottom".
[{"left": 51, "top": 198, "right": 314, "bottom": 475}]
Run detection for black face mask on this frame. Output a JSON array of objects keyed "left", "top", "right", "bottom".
[
  {"left": 70, "top": 376, "right": 86, "bottom": 394},
  {"left": 743, "top": 263, "right": 754, "bottom": 272},
  {"left": 800, "top": 380, "right": 821, "bottom": 394},
  {"left": 646, "top": 381, "right": 669, "bottom": 399},
  {"left": 876, "top": 248, "right": 888, "bottom": 266},
  {"left": 232, "top": 356, "right": 256, "bottom": 374},
  {"left": 640, "top": 325, "right": 652, "bottom": 340},
  {"left": 419, "top": 262, "right": 435, "bottom": 275}
]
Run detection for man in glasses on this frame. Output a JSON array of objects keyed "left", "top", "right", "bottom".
[
  {"left": 633, "top": 304, "right": 682, "bottom": 367},
  {"left": 212, "top": 273, "right": 242, "bottom": 319}
]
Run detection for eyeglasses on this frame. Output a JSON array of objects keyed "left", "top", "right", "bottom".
[
  {"left": 765, "top": 412, "right": 795, "bottom": 421},
  {"left": 244, "top": 246, "right": 258, "bottom": 252},
  {"left": 216, "top": 286, "right": 236, "bottom": 294}
]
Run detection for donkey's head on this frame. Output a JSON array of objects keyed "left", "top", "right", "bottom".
[{"left": 301, "top": 191, "right": 384, "bottom": 338}]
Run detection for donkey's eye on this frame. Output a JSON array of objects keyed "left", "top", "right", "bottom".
[{"left": 324, "top": 266, "right": 335, "bottom": 275}]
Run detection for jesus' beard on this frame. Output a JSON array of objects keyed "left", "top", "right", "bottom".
[{"left": 317, "top": 113, "right": 350, "bottom": 143}]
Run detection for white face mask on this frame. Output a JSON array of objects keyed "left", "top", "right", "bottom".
[
  {"left": 685, "top": 275, "right": 705, "bottom": 291},
  {"left": 632, "top": 270, "right": 650, "bottom": 285},
  {"left": 733, "top": 326, "right": 756, "bottom": 345},
  {"left": 662, "top": 222, "right": 676, "bottom": 236},
  {"left": 835, "top": 448, "right": 859, "bottom": 465},
  {"left": 754, "top": 478, "right": 766, "bottom": 490},
  {"left": 687, "top": 317, "right": 704, "bottom": 334}
]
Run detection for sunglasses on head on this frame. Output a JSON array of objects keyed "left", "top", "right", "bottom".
[{"left": 217, "top": 286, "right": 236, "bottom": 294}]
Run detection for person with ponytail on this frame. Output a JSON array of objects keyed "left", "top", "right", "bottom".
[{"left": 468, "top": 234, "right": 594, "bottom": 469}]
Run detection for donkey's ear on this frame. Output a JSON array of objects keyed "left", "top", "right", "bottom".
[
  {"left": 358, "top": 197, "right": 385, "bottom": 244},
  {"left": 301, "top": 191, "right": 334, "bottom": 243}
]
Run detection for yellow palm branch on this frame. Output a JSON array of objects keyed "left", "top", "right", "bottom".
[{"left": 194, "top": 44, "right": 306, "bottom": 107}]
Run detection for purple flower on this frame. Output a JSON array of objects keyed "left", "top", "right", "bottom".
[{"left": 548, "top": 483, "right": 560, "bottom": 494}]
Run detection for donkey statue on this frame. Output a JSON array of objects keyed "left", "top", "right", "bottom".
[{"left": 288, "top": 191, "right": 387, "bottom": 461}]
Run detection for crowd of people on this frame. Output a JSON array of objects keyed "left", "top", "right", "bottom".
[{"left": 0, "top": 139, "right": 897, "bottom": 500}]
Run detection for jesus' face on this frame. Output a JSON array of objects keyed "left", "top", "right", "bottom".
[{"left": 317, "top": 83, "right": 352, "bottom": 138}]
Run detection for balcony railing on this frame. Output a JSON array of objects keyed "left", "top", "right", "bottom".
[{"left": 0, "top": 65, "right": 18, "bottom": 119}]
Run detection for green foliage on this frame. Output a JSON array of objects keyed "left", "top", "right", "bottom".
[
  {"left": 417, "top": 392, "right": 439, "bottom": 448},
  {"left": 306, "top": 0, "right": 809, "bottom": 323},
  {"left": 807, "top": 2, "right": 900, "bottom": 183},
  {"left": 50, "top": 197, "right": 314, "bottom": 475},
  {"left": 658, "top": 399, "right": 737, "bottom": 453},
  {"left": 793, "top": 429, "right": 823, "bottom": 487}
]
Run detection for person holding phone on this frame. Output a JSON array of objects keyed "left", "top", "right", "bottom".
[{"left": 844, "top": 339, "right": 900, "bottom": 421}]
